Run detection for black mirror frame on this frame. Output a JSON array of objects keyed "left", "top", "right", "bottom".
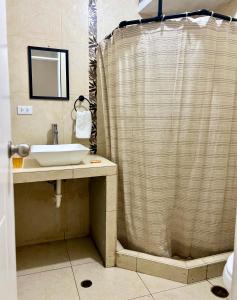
[{"left": 28, "top": 46, "right": 70, "bottom": 101}]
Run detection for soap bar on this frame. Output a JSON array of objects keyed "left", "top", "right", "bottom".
[{"left": 90, "top": 160, "right": 101, "bottom": 164}]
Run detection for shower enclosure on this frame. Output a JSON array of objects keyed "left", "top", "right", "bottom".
[{"left": 98, "top": 15, "right": 237, "bottom": 261}]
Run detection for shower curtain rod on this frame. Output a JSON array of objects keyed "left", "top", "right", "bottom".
[{"left": 105, "top": 4, "right": 237, "bottom": 40}]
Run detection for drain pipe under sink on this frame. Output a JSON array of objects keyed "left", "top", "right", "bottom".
[{"left": 54, "top": 180, "right": 62, "bottom": 208}]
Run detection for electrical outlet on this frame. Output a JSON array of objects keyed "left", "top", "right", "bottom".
[{"left": 17, "top": 105, "right": 33, "bottom": 115}]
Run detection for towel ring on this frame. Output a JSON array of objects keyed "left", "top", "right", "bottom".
[{"left": 74, "top": 95, "right": 90, "bottom": 112}]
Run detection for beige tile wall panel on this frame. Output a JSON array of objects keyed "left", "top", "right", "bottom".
[
  {"left": 89, "top": 176, "right": 117, "bottom": 267},
  {"left": 218, "top": 1, "right": 237, "bottom": 17},
  {"left": 7, "top": 0, "right": 139, "bottom": 246},
  {"left": 15, "top": 179, "right": 89, "bottom": 247}
]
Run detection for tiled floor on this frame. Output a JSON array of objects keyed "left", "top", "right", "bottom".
[{"left": 16, "top": 237, "right": 229, "bottom": 300}]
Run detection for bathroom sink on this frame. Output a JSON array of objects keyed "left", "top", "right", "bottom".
[{"left": 30, "top": 144, "right": 90, "bottom": 167}]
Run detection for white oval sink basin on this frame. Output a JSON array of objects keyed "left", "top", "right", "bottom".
[{"left": 30, "top": 144, "right": 90, "bottom": 167}]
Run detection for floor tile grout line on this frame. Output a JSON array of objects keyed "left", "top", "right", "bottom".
[
  {"left": 150, "top": 280, "right": 215, "bottom": 297},
  {"left": 65, "top": 239, "right": 72, "bottom": 266},
  {"left": 136, "top": 255, "right": 138, "bottom": 273},
  {"left": 71, "top": 261, "right": 101, "bottom": 267},
  {"left": 151, "top": 283, "right": 193, "bottom": 295},
  {"left": 64, "top": 237, "right": 103, "bottom": 268},
  {"left": 135, "top": 257, "right": 152, "bottom": 299},
  {"left": 148, "top": 285, "right": 187, "bottom": 296},
  {"left": 71, "top": 265, "right": 81, "bottom": 300},
  {"left": 65, "top": 240, "right": 81, "bottom": 300},
  {"left": 188, "top": 279, "right": 212, "bottom": 287},
  {"left": 136, "top": 272, "right": 191, "bottom": 294},
  {"left": 17, "top": 238, "right": 77, "bottom": 278},
  {"left": 207, "top": 279, "right": 217, "bottom": 286},
  {"left": 17, "top": 265, "right": 71, "bottom": 277},
  {"left": 127, "top": 294, "right": 154, "bottom": 300},
  {"left": 136, "top": 272, "right": 153, "bottom": 297},
  {"left": 137, "top": 272, "right": 191, "bottom": 297},
  {"left": 19, "top": 266, "right": 81, "bottom": 300},
  {"left": 17, "top": 255, "right": 98, "bottom": 277},
  {"left": 207, "top": 279, "right": 214, "bottom": 286}
]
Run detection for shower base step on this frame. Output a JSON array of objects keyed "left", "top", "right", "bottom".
[{"left": 116, "top": 241, "right": 231, "bottom": 284}]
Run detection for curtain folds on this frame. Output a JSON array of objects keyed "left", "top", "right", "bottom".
[{"left": 98, "top": 17, "right": 237, "bottom": 258}]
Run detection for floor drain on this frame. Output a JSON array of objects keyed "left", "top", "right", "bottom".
[
  {"left": 81, "top": 280, "right": 92, "bottom": 288},
  {"left": 211, "top": 286, "right": 229, "bottom": 298}
]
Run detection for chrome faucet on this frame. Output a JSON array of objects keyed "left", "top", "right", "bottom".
[{"left": 52, "top": 124, "right": 59, "bottom": 145}]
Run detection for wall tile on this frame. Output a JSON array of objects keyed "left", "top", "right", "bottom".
[
  {"left": 116, "top": 249, "right": 138, "bottom": 271},
  {"left": 206, "top": 261, "right": 226, "bottom": 279},
  {"left": 10, "top": 92, "right": 64, "bottom": 145},
  {"left": 14, "top": 182, "right": 64, "bottom": 246},
  {"left": 61, "top": 0, "right": 89, "bottom": 44},
  {"left": 60, "top": 41, "right": 89, "bottom": 98},
  {"left": 8, "top": 0, "right": 141, "bottom": 247},
  {"left": 202, "top": 252, "right": 229, "bottom": 279},
  {"left": 106, "top": 210, "right": 117, "bottom": 265},
  {"left": 188, "top": 266, "right": 207, "bottom": 284},
  {"left": 14, "top": 179, "right": 90, "bottom": 246},
  {"left": 7, "top": 0, "right": 62, "bottom": 41},
  {"left": 106, "top": 175, "right": 117, "bottom": 212},
  {"left": 63, "top": 178, "right": 90, "bottom": 239},
  {"left": 137, "top": 253, "right": 188, "bottom": 284},
  {"left": 97, "top": 0, "right": 140, "bottom": 42}
]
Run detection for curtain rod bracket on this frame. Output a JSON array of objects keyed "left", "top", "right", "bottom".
[{"left": 119, "top": 21, "right": 127, "bottom": 28}]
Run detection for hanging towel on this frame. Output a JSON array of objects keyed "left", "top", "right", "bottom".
[{"left": 75, "top": 111, "right": 92, "bottom": 139}]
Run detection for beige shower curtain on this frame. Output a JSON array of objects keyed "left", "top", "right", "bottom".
[{"left": 98, "top": 16, "right": 237, "bottom": 258}]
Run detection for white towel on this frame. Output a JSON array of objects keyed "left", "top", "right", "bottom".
[{"left": 75, "top": 111, "right": 92, "bottom": 139}]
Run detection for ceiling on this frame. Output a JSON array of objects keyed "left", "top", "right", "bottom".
[{"left": 139, "top": 0, "right": 232, "bottom": 17}]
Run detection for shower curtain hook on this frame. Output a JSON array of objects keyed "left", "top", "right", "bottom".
[
  {"left": 211, "top": 11, "right": 214, "bottom": 18},
  {"left": 185, "top": 12, "right": 188, "bottom": 21},
  {"left": 162, "top": 14, "right": 166, "bottom": 22},
  {"left": 229, "top": 16, "right": 233, "bottom": 23}
]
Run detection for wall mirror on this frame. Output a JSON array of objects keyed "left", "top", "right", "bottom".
[{"left": 28, "top": 46, "right": 69, "bottom": 100}]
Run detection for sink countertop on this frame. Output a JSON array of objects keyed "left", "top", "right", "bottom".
[{"left": 13, "top": 155, "right": 117, "bottom": 184}]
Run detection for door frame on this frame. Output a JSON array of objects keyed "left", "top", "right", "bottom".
[
  {"left": 0, "top": 0, "right": 17, "bottom": 299},
  {"left": 231, "top": 211, "right": 237, "bottom": 299}
]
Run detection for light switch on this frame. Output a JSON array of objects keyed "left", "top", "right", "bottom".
[{"left": 17, "top": 105, "right": 33, "bottom": 115}]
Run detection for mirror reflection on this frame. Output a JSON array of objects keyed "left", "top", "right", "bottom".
[{"left": 28, "top": 46, "right": 69, "bottom": 100}]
